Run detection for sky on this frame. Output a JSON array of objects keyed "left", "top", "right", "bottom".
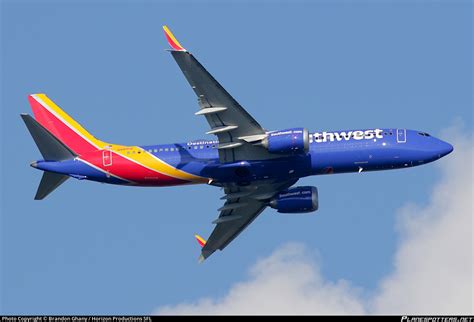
[{"left": 1, "top": 0, "right": 472, "bottom": 315}]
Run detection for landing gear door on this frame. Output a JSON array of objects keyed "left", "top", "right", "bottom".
[
  {"left": 103, "top": 149, "right": 112, "bottom": 166},
  {"left": 396, "top": 129, "right": 406, "bottom": 143}
]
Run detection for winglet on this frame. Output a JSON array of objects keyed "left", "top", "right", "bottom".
[
  {"left": 195, "top": 234, "right": 207, "bottom": 248},
  {"left": 163, "top": 25, "right": 186, "bottom": 51},
  {"left": 195, "top": 234, "right": 207, "bottom": 263},
  {"left": 198, "top": 254, "right": 205, "bottom": 264}
]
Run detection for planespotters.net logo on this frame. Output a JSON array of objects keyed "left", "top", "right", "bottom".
[{"left": 401, "top": 317, "right": 474, "bottom": 322}]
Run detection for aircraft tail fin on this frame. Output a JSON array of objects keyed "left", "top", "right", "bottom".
[
  {"left": 21, "top": 113, "right": 77, "bottom": 161},
  {"left": 35, "top": 172, "right": 69, "bottom": 200},
  {"left": 27, "top": 94, "right": 108, "bottom": 155}
]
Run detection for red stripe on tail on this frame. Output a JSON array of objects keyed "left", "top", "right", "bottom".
[{"left": 28, "top": 95, "right": 99, "bottom": 155}]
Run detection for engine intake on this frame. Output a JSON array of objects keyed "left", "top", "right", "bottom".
[
  {"left": 263, "top": 127, "right": 309, "bottom": 154},
  {"left": 270, "top": 186, "right": 318, "bottom": 213}
]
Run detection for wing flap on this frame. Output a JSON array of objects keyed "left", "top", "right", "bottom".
[
  {"left": 202, "top": 202, "right": 266, "bottom": 259},
  {"left": 162, "top": 26, "right": 276, "bottom": 163},
  {"left": 199, "top": 179, "right": 298, "bottom": 261},
  {"left": 170, "top": 50, "right": 265, "bottom": 136}
]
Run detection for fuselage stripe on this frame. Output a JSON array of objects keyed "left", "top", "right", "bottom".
[
  {"left": 29, "top": 94, "right": 207, "bottom": 183},
  {"left": 77, "top": 158, "right": 135, "bottom": 184},
  {"left": 114, "top": 149, "right": 186, "bottom": 180},
  {"left": 143, "top": 150, "right": 208, "bottom": 182}
]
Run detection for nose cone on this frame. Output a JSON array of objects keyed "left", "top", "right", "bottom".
[
  {"left": 438, "top": 140, "right": 454, "bottom": 158},
  {"left": 30, "top": 161, "right": 38, "bottom": 168}
]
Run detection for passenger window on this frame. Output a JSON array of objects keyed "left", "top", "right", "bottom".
[
  {"left": 194, "top": 146, "right": 198, "bottom": 149},
  {"left": 154, "top": 149, "right": 158, "bottom": 153},
  {"left": 165, "top": 148, "right": 169, "bottom": 152},
  {"left": 200, "top": 146, "right": 203, "bottom": 149}
]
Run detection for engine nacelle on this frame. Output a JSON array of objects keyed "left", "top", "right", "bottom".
[
  {"left": 269, "top": 186, "right": 318, "bottom": 214},
  {"left": 263, "top": 127, "right": 309, "bottom": 154}
]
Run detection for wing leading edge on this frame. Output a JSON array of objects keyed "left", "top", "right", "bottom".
[
  {"left": 199, "top": 179, "right": 298, "bottom": 261},
  {"left": 163, "top": 26, "right": 299, "bottom": 261},
  {"left": 162, "top": 26, "right": 276, "bottom": 163}
]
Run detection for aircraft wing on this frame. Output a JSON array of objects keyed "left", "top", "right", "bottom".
[
  {"left": 198, "top": 179, "right": 298, "bottom": 261},
  {"left": 163, "top": 26, "right": 273, "bottom": 163}
]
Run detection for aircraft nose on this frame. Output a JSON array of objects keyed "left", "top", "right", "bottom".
[{"left": 437, "top": 140, "right": 454, "bottom": 158}]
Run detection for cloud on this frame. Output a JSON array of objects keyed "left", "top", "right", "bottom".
[
  {"left": 371, "top": 124, "right": 473, "bottom": 314},
  {"left": 157, "top": 243, "right": 365, "bottom": 315},
  {"left": 155, "top": 126, "right": 473, "bottom": 315}
]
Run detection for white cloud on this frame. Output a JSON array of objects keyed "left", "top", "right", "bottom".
[
  {"left": 371, "top": 125, "right": 473, "bottom": 314},
  {"left": 155, "top": 126, "right": 473, "bottom": 315},
  {"left": 157, "top": 243, "right": 365, "bottom": 315}
]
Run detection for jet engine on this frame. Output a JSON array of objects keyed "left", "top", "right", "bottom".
[
  {"left": 262, "top": 127, "right": 309, "bottom": 154},
  {"left": 269, "top": 186, "right": 318, "bottom": 213}
]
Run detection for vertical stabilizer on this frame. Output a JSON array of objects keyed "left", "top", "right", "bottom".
[{"left": 27, "top": 94, "right": 108, "bottom": 155}]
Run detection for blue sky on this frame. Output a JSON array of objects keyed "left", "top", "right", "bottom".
[{"left": 1, "top": 0, "right": 472, "bottom": 314}]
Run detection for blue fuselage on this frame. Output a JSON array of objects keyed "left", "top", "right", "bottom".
[
  {"left": 138, "top": 128, "right": 453, "bottom": 184},
  {"left": 33, "top": 128, "right": 453, "bottom": 186}
]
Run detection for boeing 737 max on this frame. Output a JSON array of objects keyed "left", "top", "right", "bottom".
[{"left": 21, "top": 26, "right": 453, "bottom": 261}]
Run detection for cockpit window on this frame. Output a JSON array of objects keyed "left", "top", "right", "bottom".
[{"left": 418, "top": 132, "right": 431, "bottom": 137}]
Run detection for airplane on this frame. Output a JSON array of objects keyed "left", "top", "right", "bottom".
[{"left": 21, "top": 26, "right": 454, "bottom": 261}]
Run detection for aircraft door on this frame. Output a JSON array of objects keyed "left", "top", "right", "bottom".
[
  {"left": 102, "top": 149, "right": 112, "bottom": 166},
  {"left": 396, "top": 129, "right": 406, "bottom": 143}
]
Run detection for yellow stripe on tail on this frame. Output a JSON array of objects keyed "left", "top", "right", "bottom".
[
  {"left": 195, "top": 234, "right": 207, "bottom": 248},
  {"left": 163, "top": 25, "right": 186, "bottom": 51}
]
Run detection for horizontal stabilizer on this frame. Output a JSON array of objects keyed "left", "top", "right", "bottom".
[
  {"left": 21, "top": 114, "right": 76, "bottom": 161},
  {"left": 35, "top": 172, "right": 69, "bottom": 200}
]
